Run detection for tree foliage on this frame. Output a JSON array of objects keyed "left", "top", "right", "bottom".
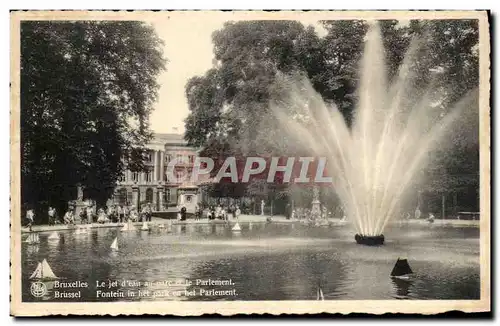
[{"left": 21, "top": 21, "right": 166, "bottom": 218}]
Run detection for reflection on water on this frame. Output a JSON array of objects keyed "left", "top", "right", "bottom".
[
  {"left": 391, "top": 277, "right": 413, "bottom": 299},
  {"left": 22, "top": 223, "right": 480, "bottom": 302}
]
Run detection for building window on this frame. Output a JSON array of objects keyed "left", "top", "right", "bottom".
[
  {"left": 175, "top": 170, "right": 184, "bottom": 182},
  {"left": 146, "top": 188, "right": 154, "bottom": 203},
  {"left": 118, "top": 173, "right": 126, "bottom": 182},
  {"left": 165, "top": 154, "right": 171, "bottom": 163},
  {"left": 145, "top": 152, "right": 152, "bottom": 162},
  {"left": 132, "top": 172, "right": 139, "bottom": 182},
  {"left": 188, "top": 155, "right": 194, "bottom": 163},
  {"left": 127, "top": 191, "right": 133, "bottom": 205},
  {"left": 145, "top": 171, "right": 152, "bottom": 182},
  {"left": 165, "top": 189, "right": 171, "bottom": 203}
]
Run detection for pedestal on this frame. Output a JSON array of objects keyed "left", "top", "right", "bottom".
[
  {"left": 132, "top": 186, "right": 139, "bottom": 209},
  {"left": 311, "top": 186, "right": 321, "bottom": 220},
  {"left": 355, "top": 234, "right": 385, "bottom": 246},
  {"left": 157, "top": 186, "right": 164, "bottom": 211}
]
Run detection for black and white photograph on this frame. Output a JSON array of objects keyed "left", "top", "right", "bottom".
[{"left": 10, "top": 10, "right": 490, "bottom": 316}]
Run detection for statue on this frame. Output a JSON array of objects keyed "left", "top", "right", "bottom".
[
  {"left": 261, "top": 200, "right": 265, "bottom": 216},
  {"left": 311, "top": 185, "right": 321, "bottom": 221}
]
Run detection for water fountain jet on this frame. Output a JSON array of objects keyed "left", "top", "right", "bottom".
[{"left": 270, "top": 21, "right": 472, "bottom": 245}]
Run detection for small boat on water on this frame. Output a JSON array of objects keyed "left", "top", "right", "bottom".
[
  {"left": 390, "top": 258, "right": 413, "bottom": 279},
  {"left": 47, "top": 232, "right": 60, "bottom": 241},
  {"left": 317, "top": 286, "right": 325, "bottom": 301},
  {"left": 121, "top": 221, "right": 136, "bottom": 232},
  {"left": 232, "top": 222, "right": 241, "bottom": 232},
  {"left": 141, "top": 222, "right": 149, "bottom": 231},
  {"left": 24, "top": 233, "right": 40, "bottom": 245},
  {"left": 158, "top": 224, "right": 165, "bottom": 229},
  {"left": 110, "top": 237, "right": 119, "bottom": 251},
  {"left": 30, "top": 259, "right": 58, "bottom": 280}
]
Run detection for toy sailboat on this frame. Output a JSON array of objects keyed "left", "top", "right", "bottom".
[
  {"left": 47, "top": 231, "right": 60, "bottom": 241},
  {"left": 30, "top": 259, "right": 58, "bottom": 280},
  {"left": 141, "top": 222, "right": 149, "bottom": 231},
  {"left": 390, "top": 258, "right": 413, "bottom": 279},
  {"left": 121, "top": 221, "right": 136, "bottom": 232},
  {"left": 110, "top": 237, "right": 119, "bottom": 251},
  {"left": 232, "top": 222, "right": 241, "bottom": 232},
  {"left": 317, "top": 286, "right": 325, "bottom": 301},
  {"left": 158, "top": 224, "right": 165, "bottom": 229},
  {"left": 25, "top": 233, "right": 40, "bottom": 245}
]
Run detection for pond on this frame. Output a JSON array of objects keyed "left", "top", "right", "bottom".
[{"left": 22, "top": 222, "right": 480, "bottom": 301}]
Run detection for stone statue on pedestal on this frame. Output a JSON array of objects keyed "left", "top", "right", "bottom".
[
  {"left": 261, "top": 200, "right": 265, "bottom": 216},
  {"left": 311, "top": 186, "right": 321, "bottom": 221}
]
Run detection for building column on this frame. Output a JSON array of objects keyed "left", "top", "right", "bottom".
[
  {"left": 153, "top": 150, "right": 158, "bottom": 182},
  {"left": 152, "top": 187, "right": 158, "bottom": 211},
  {"left": 159, "top": 151, "right": 165, "bottom": 182}
]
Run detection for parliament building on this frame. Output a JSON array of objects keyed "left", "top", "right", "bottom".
[{"left": 112, "top": 133, "right": 200, "bottom": 211}]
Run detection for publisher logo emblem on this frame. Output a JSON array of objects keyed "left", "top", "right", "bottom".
[{"left": 30, "top": 282, "right": 47, "bottom": 298}]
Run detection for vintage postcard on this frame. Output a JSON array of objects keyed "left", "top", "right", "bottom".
[{"left": 10, "top": 10, "right": 490, "bottom": 316}]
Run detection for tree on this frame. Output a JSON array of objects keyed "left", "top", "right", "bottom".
[{"left": 21, "top": 21, "right": 166, "bottom": 220}]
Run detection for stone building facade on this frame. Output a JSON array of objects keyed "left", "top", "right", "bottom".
[{"left": 112, "top": 133, "right": 200, "bottom": 211}]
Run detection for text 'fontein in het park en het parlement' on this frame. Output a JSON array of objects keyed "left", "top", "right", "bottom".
[{"left": 270, "top": 21, "right": 477, "bottom": 246}]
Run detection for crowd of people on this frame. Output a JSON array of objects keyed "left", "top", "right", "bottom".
[
  {"left": 290, "top": 206, "right": 336, "bottom": 221},
  {"left": 193, "top": 204, "right": 241, "bottom": 221},
  {"left": 25, "top": 201, "right": 440, "bottom": 229},
  {"left": 25, "top": 203, "right": 155, "bottom": 227}
]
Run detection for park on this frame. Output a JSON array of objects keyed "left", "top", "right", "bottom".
[{"left": 20, "top": 18, "right": 481, "bottom": 302}]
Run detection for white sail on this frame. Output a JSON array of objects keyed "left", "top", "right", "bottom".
[
  {"left": 41, "top": 259, "right": 57, "bottom": 279},
  {"left": 232, "top": 222, "right": 241, "bottom": 231},
  {"left": 317, "top": 287, "right": 325, "bottom": 301},
  {"left": 26, "top": 233, "right": 40, "bottom": 244},
  {"left": 29, "top": 262, "right": 42, "bottom": 279},
  {"left": 30, "top": 259, "right": 57, "bottom": 280},
  {"left": 141, "top": 222, "right": 149, "bottom": 231},
  {"left": 48, "top": 231, "right": 60, "bottom": 240},
  {"left": 158, "top": 224, "right": 165, "bottom": 229},
  {"left": 110, "top": 237, "right": 118, "bottom": 250},
  {"left": 120, "top": 223, "right": 129, "bottom": 232}
]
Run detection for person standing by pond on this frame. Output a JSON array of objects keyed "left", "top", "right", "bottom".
[
  {"left": 235, "top": 206, "right": 241, "bottom": 220},
  {"left": 79, "top": 207, "right": 88, "bottom": 224},
  {"left": 64, "top": 208, "right": 75, "bottom": 225},
  {"left": 117, "top": 205, "right": 124, "bottom": 223},
  {"left": 26, "top": 208, "right": 34, "bottom": 231},
  {"left": 145, "top": 204, "right": 152, "bottom": 222},
  {"left": 48, "top": 207, "right": 57, "bottom": 225},
  {"left": 180, "top": 206, "right": 187, "bottom": 221},
  {"left": 415, "top": 206, "right": 422, "bottom": 219},
  {"left": 123, "top": 205, "right": 129, "bottom": 221}
]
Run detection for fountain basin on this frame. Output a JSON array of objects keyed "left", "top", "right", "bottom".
[{"left": 355, "top": 234, "right": 385, "bottom": 246}]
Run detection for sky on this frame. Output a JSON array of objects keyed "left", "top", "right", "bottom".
[{"left": 146, "top": 13, "right": 326, "bottom": 134}]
